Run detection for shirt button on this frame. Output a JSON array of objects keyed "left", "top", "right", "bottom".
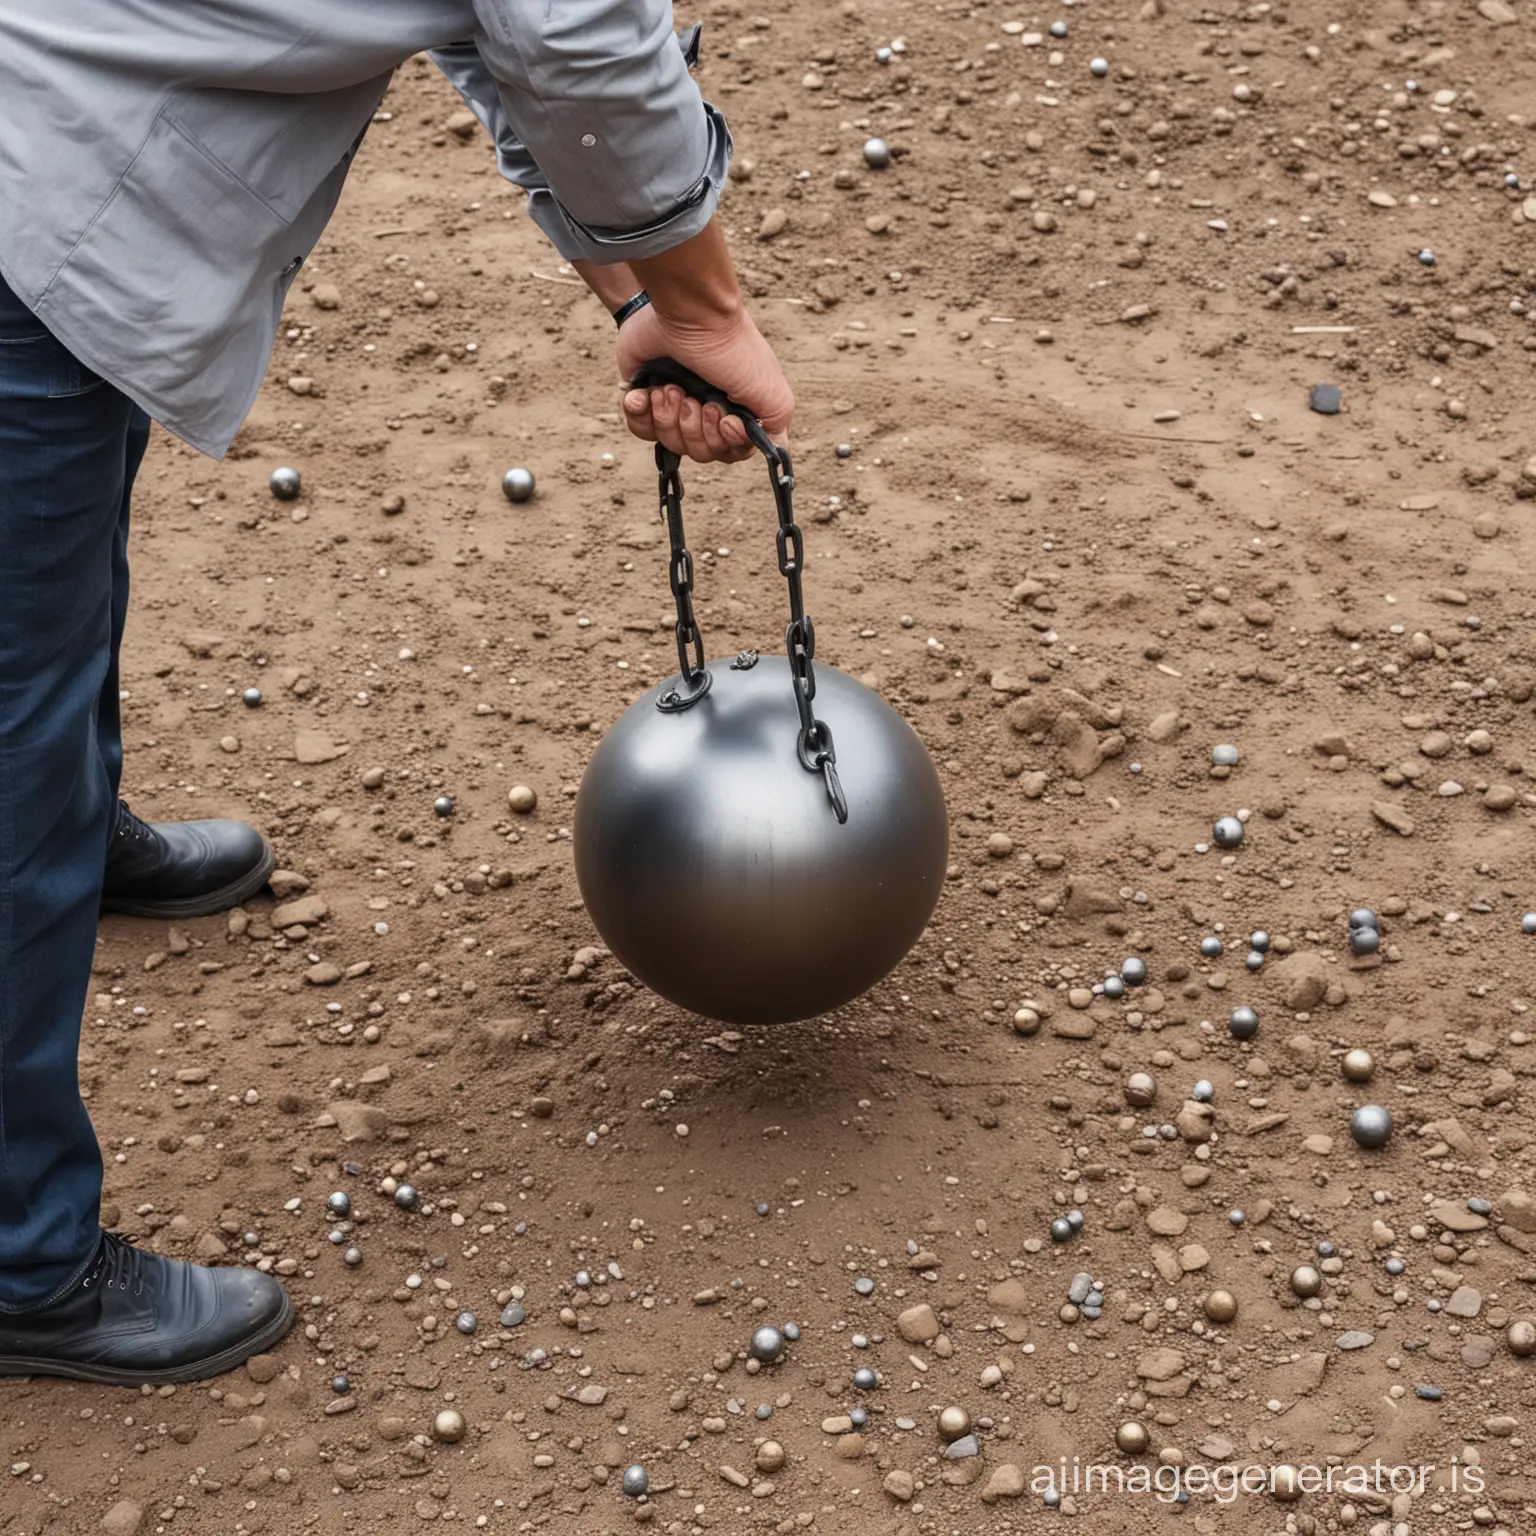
[{"left": 580, "top": 133, "right": 597, "bottom": 147}]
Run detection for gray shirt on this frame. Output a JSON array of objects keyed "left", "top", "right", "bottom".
[{"left": 0, "top": 3, "right": 730, "bottom": 457}]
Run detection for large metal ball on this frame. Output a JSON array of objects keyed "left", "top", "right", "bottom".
[
  {"left": 1350, "top": 1103, "right": 1393, "bottom": 1149},
  {"left": 574, "top": 659, "right": 948, "bottom": 1024},
  {"left": 863, "top": 137, "right": 891, "bottom": 170},
  {"left": 750, "top": 1325, "right": 785, "bottom": 1363},
  {"left": 502, "top": 466, "right": 536, "bottom": 503},
  {"left": 1212, "top": 815, "right": 1244, "bottom": 849},
  {"left": 269, "top": 466, "right": 301, "bottom": 501},
  {"left": 622, "top": 1464, "right": 650, "bottom": 1498}
]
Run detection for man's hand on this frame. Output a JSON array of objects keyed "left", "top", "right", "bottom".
[{"left": 616, "top": 220, "right": 794, "bottom": 464}]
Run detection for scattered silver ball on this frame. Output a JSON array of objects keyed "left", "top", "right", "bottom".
[
  {"left": 1211, "top": 744, "right": 1240, "bottom": 767},
  {"left": 1102, "top": 975, "right": 1126, "bottom": 1000},
  {"left": 1121, "top": 957, "right": 1147, "bottom": 986},
  {"left": 1350, "top": 1103, "right": 1393, "bottom": 1149},
  {"left": 343, "top": 1246, "right": 362, "bottom": 1266},
  {"left": 501, "top": 466, "right": 536, "bottom": 503},
  {"left": 332, "top": 1374, "right": 350, "bottom": 1394},
  {"left": 269, "top": 466, "right": 302, "bottom": 501},
  {"left": 433, "top": 795, "right": 455, "bottom": 818},
  {"left": 1200, "top": 936, "right": 1224, "bottom": 959},
  {"left": 1522, "top": 912, "right": 1536, "bottom": 935},
  {"left": 1349, "top": 926, "right": 1380, "bottom": 957},
  {"left": 328, "top": 1228, "right": 346, "bottom": 1245},
  {"left": 1229, "top": 1005, "right": 1259, "bottom": 1041},
  {"left": 1049, "top": 1217, "right": 1073, "bottom": 1243},
  {"left": 1341, "top": 1048, "right": 1375, "bottom": 1083},
  {"left": 1505, "top": 172, "right": 1522, "bottom": 189},
  {"left": 849, "top": 1406, "right": 869, "bottom": 1427},
  {"left": 1316, "top": 1240, "right": 1336, "bottom": 1258},
  {"left": 1044, "top": 1487, "right": 1062, "bottom": 1507},
  {"left": 243, "top": 1231, "right": 260, "bottom": 1248},
  {"left": 1049, "top": 20, "right": 1069, "bottom": 38},
  {"left": 500, "top": 1300, "right": 526, "bottom": 1328},
  {"left": 750, "top": 1324, "right": 785, "bottom": 1362},
  {"left": 1090, "top": 56, "right": 1110, "bottom": 77},
  {"left": 1250, "top": 931, "right": 1270, "bottom": 953},
  {"left": 863, "top": 137, "right": 891, "bottom": 170},
  {"left": 575, "top": 1270, "right": 592, "bottom": 1289},
  {"left": 852, "top": 1366, "right": 878, "bottom": 1390},
  {"left": 875, "top": 46, "right": 893, "bottom": 65},
  {"left": 1245, "top": 950, "right": 1265, "bottom": 972},
  {"left": 782, "top": 1322, "right": 801, "bottom": 1342},
  {"left": 1229, "top": 1209, "right": 1246, "bottom": 1226},
  {"left": 1385, "top": 1257, "right": 1405, "bottom": 1276},
  {"left": 455, "top": 1310, "right": 477, "bottom": 1335},
  {"left": 1348, "top": 907, "right": 1378, "bottom": 930},
  {"left": 326, "top": 1190, "right": 352, "bottom": 1219},
  {"left": 395, "top": 1183, "right": 418, "bottom": 1210},
  {"left": 1193, "top": 1079, "right": 1215, "bottom": 1103},
  {"left": 622, "top": 1464, "right": 650, "bottom": 1498},
  {"left": 1213, "top": 815, "right": 1245, "bottom": 849},
  {"left": 1417, "top": 248, "right": 1436, "bottom": 267},
  {"left": 835, "top": 443, "right": 853, "bottom": 459},
  {"left": 241, "top": 687, "right": 263, "bottom": 708},
  {"left": 1065, "top": 1208, "right": 1085, "bottom": 1232}
]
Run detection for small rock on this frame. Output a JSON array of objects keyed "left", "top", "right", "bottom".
[
  {"left": 883, "top": 1470, "right": 915, "bottom": 1502},
  {"left": 100, "top": 1502, "right": 144, "bottom": 1536},
  {"left": 897, "top": 1303, "right": 941, "bottom": 1344},
  {"left": 982, "top": 1465, "right": 1026, "bottom": 1503},
  {"left": 758, "top": 208, "right": 788, "bottom": 240},
  {"left": 310, "top": 282, "right": 342, "bottom": 310}
]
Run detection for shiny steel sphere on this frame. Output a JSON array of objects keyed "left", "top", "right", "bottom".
[
  {"left": 1250, "top": 930, "right": 1270, "bottom": 953},
  {"left": 1350, "top": 1103, "right": 1393, "bottom": 1149},
  {"left": 1229, "top": 1005, "right": 1259, "bottom": 1040},
  {"left": 1121, "top": 957, "right": 1147, "bottom": 986},
  {"left": 1245, "top": 950, "right": 1265, "bottom": 971},
  {"left": 1417, "top": 248, "right": 1435, "bottom": 267},
  {"left": 508, "top": 784, "right": 537, "bottom": 813},
  {"left": 1193, "top": 1079, "right": 1214, "bottom": 1102},
  {"left": 1213, "top": 815, "right": 1244, "bottom": 849},
  {"left": 875, "top": 46, "right": 893, "bottom": 65},
  {"left": 1348, "top": 907, "right": 1377, "bottom": 930},
  {"left": 622, "top": 1464, "right": 650, "bottom": 1498},
  {"left": 574, "top": 660, "right": 948, "bottom": 1024},
  {"left": 394, "top": 1183, "right": 418, "bottom": 1210},
  {"left": 241, "top": 687, "right": 263, "bottom": 708},
  {"left": 1349, "top": 926, "right": 1380, "bottom": 956},
  {"left": 1204, "top": 1290, "right": 1237, "bottom": 1323},
  {"left": 1523, "top": 913, "right": 1536, "bottom": 935},
  {"left": 750, "top": 1325, "right": 785, "bottom": 1363},
  {"left": 501, "top": 466, "right": 536, "bottom": 503},
  {"left": 849, "top": 1405, "right": 868, "bottom": 1427},
  {"left": 1211, "top": 744, "right": 1239, "bottom": 767},
  {"left": 1200, "top": 936, "right": 1223, "bottom": 959},
  {"left": 1090, "top": 56, "right": 1110, "bottom": 77},
  {"left": 1049, "top": 1217, "right": 1073, "bottom": 1243},
  {"left": 853, "top": 1366, "right": 878, "bottom": 1390},
  {"left": 433, "top": 795, "right": 454, "bottom": 818},
  {"left": 835, "top": 442, "right": 853, "bottom": 459},
  {"left": 325, "top": 1190, "right": 351, "bottom": 1219},
  {"left": 1103, "top": 975, "right": 1125, "bottom": 1000},
  {"left": 1049, "top": 20, "right": 1069, "bottom": 38},
  {"left": 343, "top": 1246, "right": 362, "bottom": 1266},
  {"left": 269, "top": 466, "right": 301, "bottom": 501},
  {"left": 863, "top": 137, "right": 891, "bottom": 170},
  {"left": 782, "top": 1322, "right": 801, "bottom": 1342}
]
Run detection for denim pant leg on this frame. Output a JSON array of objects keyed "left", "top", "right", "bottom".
[{"left": 0, "top": 272, "right": 148, "bottom": 1310}]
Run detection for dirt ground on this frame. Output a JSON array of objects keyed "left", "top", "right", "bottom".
[{"left": 8, "top": 2, "right": 1536, "bottom": 1534}]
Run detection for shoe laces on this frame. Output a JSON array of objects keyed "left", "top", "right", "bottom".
[
  {"left": 115, "top": 802, "right": 154, "bottom": 844},
  {"left": 86, "top": 1233, "right": 148, "bottom": 1298}
]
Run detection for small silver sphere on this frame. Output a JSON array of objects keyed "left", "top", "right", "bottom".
[
  {"left": 455, "top": 1310, "right": 477, "bottom": 1335},
  {"left": 835, "top": 443, "right": 853, "bottom": 459},
  {"left": 1049, "top": 20, "right": 1069, "bottom": 38},
  {"left": 622, "top": 1464, "right": 650, "bottom": 1498},
  {"left": 1103, "top": 975, "right": 1126, "bottom": 1000},
  {"left": 326, "top": 1190, "right": 351, "bottom": 1219},
  {"left": 1523, "top": 912, "right": 1536, "bottom": 935},
  {"left": 507, "top": 784, "right": 537, "bottom": 814},
  {"left": 1090, "top": 56, "right": 1110, "bottom": 77},
  {"left": 1350, "top": 1103, "right": 1393, "bottom": 1149},
  {"left": 241, "top": 687, "right": 263, "bottom": 708},
  {"left": 433, "top": 795, "right": 455, "bottom": 818},
  {"left": 1229, "top": 1209, "right": 1245, "bottom": 1226},
  {"left": 1348, "top": 907, "right": 1378, "bottom": 930},
  {"left": 1213, "top": 816, "right": 1244, "bottom": 849},
  {"left": 1066, "top": 1208, "right": 1085, "bottom": 1232},
  {"left": 853, "top": 1366, "right": 878, "bottom": 1390},
  {"left": 343, "top": 1246, "right": 362, "bottom": 1266},
  {"left": 750, "top": 1324, "right": 785, "bottom": 1362},
  {"left": 863, "top": 137, "right": 891, "bottom": 170},
  {"left": 1211, "top": 744, "right": 1240, "bottom": 767},
  {"left": 782, "top": 1322, "right": 801, "bottom": 1342},
  {"left": 432, "top": 1407, "right": 467, "bottom": 1444},
  {"left": 328, "top": 1227, "right": 346, "bottom": 1245},
  {"left": 1121, "top": 957, "right": 1147, "bottom": 986},
  {"left": 1229, "top": 1005, "right": 1259, "bottom": 1040},
  {"left": 849, "top": 1405, "right": 868, "bottom": 1427},
  {"left": 1349, "top": 926, "right": 1380, "bottom": 957},
  {"left": 395, "top": 1183, "right": 418, "bottom": 1210},
  {"left": 1504, "top": 172, "right": 1521, "bottom": 190},
  {"left": 1250, "top": 931, "right": 1270, "bottom": 953},
  {"left": 1193, "top": 1079, "right": 1214, "bottom": 1103},
  {"left": 501, "top": 466, "right": 536, "bottom": 503},
  {"left": 1342, "top": 1048, "right": 1375, "bottom": 1083},
  {"left": 1200, "top": 935, "right": 1223, "bottom": 959},
  {"left": 269, "top": 466, "right": 301, "bottom": 501},
  {"left": 1417, "top": 248, "right": 1435, "bottom": 267},
  {"left": 1245, "top": 950, "right": 1265, "bottom": 972},
  {"left": 1049, "top": 1217, "right": 1073, "bottom": 1243}
]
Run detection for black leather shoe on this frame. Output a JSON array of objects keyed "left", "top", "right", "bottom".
[
  {"left": 0, "top": 1232, "right": 294, "bottom": 1385},
  {"left": 101, "top": 800, "right": 275, "bottom": 918}
]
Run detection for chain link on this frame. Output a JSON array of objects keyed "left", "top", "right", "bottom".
[{"left": 655, "top": 446, "right": 711, "bottom": 711}]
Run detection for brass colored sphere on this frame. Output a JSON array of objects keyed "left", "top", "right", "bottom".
[
  {"left": 1341, "top": 1048, "right": 1375, "bottom": 1083},
  {"left": 1115, "top": 1420, "right": 1150, "bottom": 1455},
  {"left": 1203, "top": 1289, "right": 1238, "bottom": 1324},
  {"left": 937, "top": 1405, "right": 973, "bottom": 1443},
  {"left": 1272, "top": 1465, "right": 1302, "bottom": 1502},
  {"left": 1124, "top": 1071, "right": 1157, "bottom": 1108},
  {"left": 432, "top": 1408, "right": 466, "bottom": 1444},
  {"left": 1507, "top": 1319, "right": 1536, "bottom": 1358},
  {"left": 1290, "top": 1264, "right": 1323, "bottom": 1299},
  {"left": 756, "top": 1440, "right": 787, "bottom": 1473}
]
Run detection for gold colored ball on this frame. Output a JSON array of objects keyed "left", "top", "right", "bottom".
[
  {"left": 1124, "top": 1071, "right": 1157, "bottom": 1108},
  {"left": 1290, "top": 1264, "right": 1323, "bottom": 1299},
  {"left": 1507, "top": 1319, "right": 1536, "bottom": 1358},
  {"left": 1203, "top": 1289, "right": 1238, "bottom": 1323},
  {"left": 1115, "top": 1420, "right": 1150, "bottom": 1455},
  {"left": 756, "top": 1440, "right": 786, "bottom": 1473},
  {"left": 937, "top": 1405, "right": 973, "bottom": 1443},
  {"left": 432, "top": 1408, "right": 466, "bottom": 1444},
  {"left": 1272, "top": 1464, "right": 1302, "bottom": 1502},
  {"left": 1341, "top": 1048, "right": 1375, "bottom": 1083}
]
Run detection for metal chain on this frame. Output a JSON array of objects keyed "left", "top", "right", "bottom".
[{"left": 655, "top": 445, "right": 711, "bottom": 711}]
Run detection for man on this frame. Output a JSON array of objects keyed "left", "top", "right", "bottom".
[{"left": 0, "top": 1, "right": 793, "bottom": 1385}]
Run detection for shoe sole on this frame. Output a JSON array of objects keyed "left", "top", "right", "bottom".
[
  {"left": 0, "top": 1289, "right": 295, "bottom": 1387},
  {"left": 100, "top": 843, "right": 277, "bottom": 921}
]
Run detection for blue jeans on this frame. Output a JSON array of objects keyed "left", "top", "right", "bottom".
[{"left": 0, "top": 271, "right": 149, "bottom": 1310}]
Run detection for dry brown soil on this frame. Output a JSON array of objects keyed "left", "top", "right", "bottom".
[{"left": 7, "top": 3, "right": 1536, "bottom": 1535}]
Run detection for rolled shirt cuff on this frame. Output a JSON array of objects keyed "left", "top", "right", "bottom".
[{"left": 527, "top": 101, "right": 731, "bottom": 266}]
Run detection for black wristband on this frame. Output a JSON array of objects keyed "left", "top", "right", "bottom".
[{"left": 612, "top": 291, "right": 652, "bottom": 328}]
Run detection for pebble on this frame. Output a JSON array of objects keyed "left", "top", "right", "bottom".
[
  {"left": 1507, "top": 1320, "right": 1536, "bottom": 1357},
  {"left": 1309, "top": 383, "right": 1342, "bottom": 415},
  {"left": 1124, "top": 1071, "right": 1156, "bottom": 1107},
  {"left": 943, "top": 1433, "right": 980, "bottom": 1460},
  {"left": 756, "top": 1441, "right": 786, "bottom": 1474},
  {"left": 507, "top": 784, "right": 537, "bottom": 813}
]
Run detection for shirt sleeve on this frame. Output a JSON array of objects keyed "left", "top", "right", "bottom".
[{"left": 466, "top": 2, "right": 730, "bottom": 266}]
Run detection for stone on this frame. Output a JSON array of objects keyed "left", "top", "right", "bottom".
[
  {"left": 1175, "top": 1100, "right": 1214, "bottom": 1143},
  {"left": 1146, "top": 1206, "right": 1188, "bottom": 1237},
  {"left": 324, "top": 1100, "right": 388, "bottom": 1144},
  {"left": 1370, "top": 800, "right": 1416, "bottom": 837},
  {"left": 1273, "top": 951, "right": 1328, "bottom": 1012},
  {"left": 897, "top": 1303, "right": 941, "bottom": 1344},
  {"left": 576, "top": 1383, "right": 608, "bottom": 1406},
  {"left": 1337, "top": 1331, "right": 1375, "bottom": 1351},
  {"left": 1502, "top": 1189, "right": 1536, "bottom": 1233},
  {"left": 758, "top": 208, "right": 788, "bottom": 240},
  {"left": 883, "top": 1470, "right": 915, "bottom": 1502},
  {"left": 1136, "top": 1347, "right": 1187, "bottom": 1382},
  {"left": 1429, "top": 1199, "right": 1489, "bottom": 1234},
  {"left": 101, "top": 1502, "right": 144, "bottom": 1536},
  {"left": 1446, "top": 1286, "right": 1483, "bottom": 1319},
  {"left": 982, "top": 1465, "right": 1026, "bottom": 1503},
  {"left": 270, "top": 895, "right": 329, "bottom": 928},
  {"left": 1477, "top": 0, "right": 1517, "bottom": 22},
  {"left": 1309, "top": 383, "right": 1341, "bottom": 414},
  {"left": 246, "top": 1354, "right": 281, "bottom": 1384},
  {"left": 310, "top": 282, "right": 342, "bottom": 310},
  {"left": 294, "top": 730, "right": 348, "bottom": 765},
  {"left": 306, "top": 962, "right": 343, "bottom": 987}
]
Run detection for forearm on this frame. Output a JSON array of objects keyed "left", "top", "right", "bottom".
[
  {"left": 572, "top": 260, "right": 643, "bottom": 313},
  {"left": 629, "top": 221, "right": 742, "bottom": 327}
]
